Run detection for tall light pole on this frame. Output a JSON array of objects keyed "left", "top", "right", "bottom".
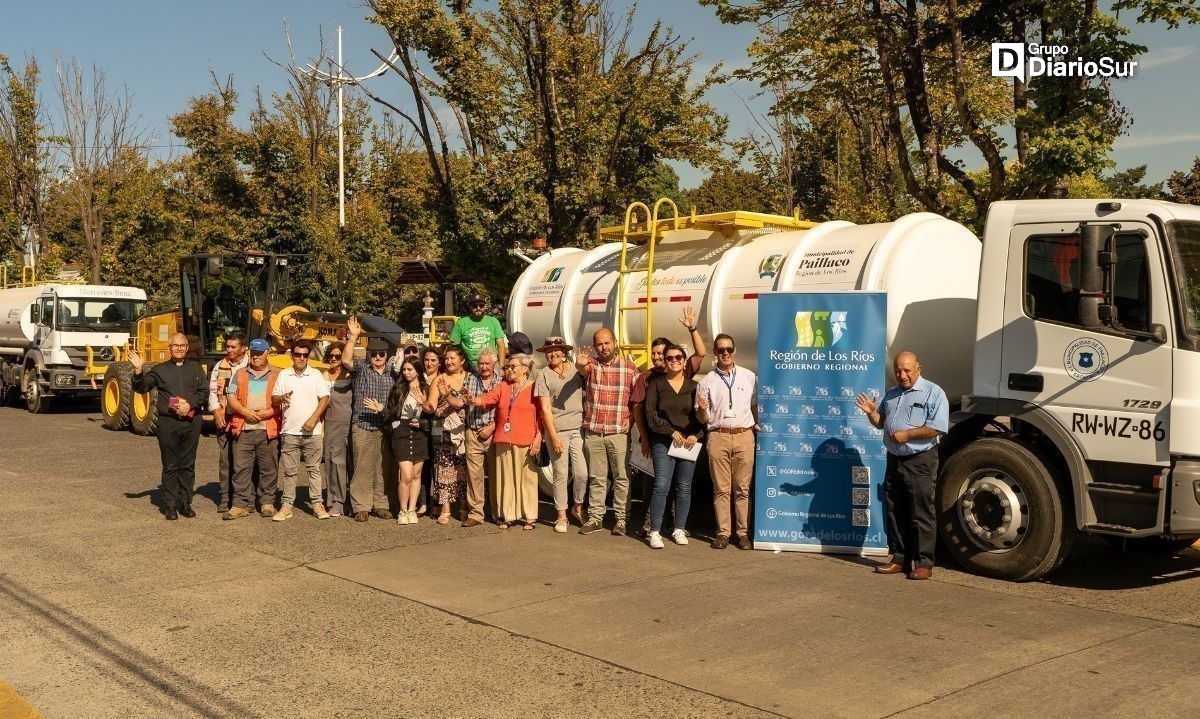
[{"left": 301, "top": 26, "right": 397, "bottom": 311}]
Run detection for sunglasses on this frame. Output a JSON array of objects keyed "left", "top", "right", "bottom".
[
  {"left": 292, "top": 352, "right": 310, "bottom": 358},
  {"left": 715, "top": 347, "right": 735, "bottom": 354},
  {"left": 327, "top": 353, "right": 342, "bottom": 360},
  {"left": 369, "top": 351, "right": 388, "bottom": 358},
  {"left": 249, "top": 350, "right": 267, "bottom": 355},
  {"left": 471, "top": 303, "right": 486, "bottom": 308},
  {"left": 665, "top": 355, "right": 685, "bottom": 362}
]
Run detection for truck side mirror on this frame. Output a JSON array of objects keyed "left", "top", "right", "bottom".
[
  {"left": 1079, "top": 224, "right": 1116, "bottom": 330},
  {"left": 30, "top": 303, "right": 40, "bottom": 324}
]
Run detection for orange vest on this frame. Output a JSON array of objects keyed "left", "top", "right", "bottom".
[{"left": 228, "top": 367, "right": 281, "bottom": 438}]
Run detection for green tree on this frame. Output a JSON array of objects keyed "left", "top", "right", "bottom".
[
  {"left": 703, "top": 0, "right": 1195, "bottom": 228},
  {"left": 0, "top": 54, "right": 50, "bottom": 267},
  {"left": 1167, "top": 156, "right": 1200, "bottom": 205},
  {"left": 364, "top": 0, "right": 727, "bottom": 290}
]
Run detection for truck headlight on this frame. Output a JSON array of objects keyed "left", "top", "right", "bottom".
[{"left": 54, "top": 373, "right": 75, "bottom": 387}]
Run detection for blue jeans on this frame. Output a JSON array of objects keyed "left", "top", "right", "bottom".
[{"left": 649, "top": 439, "right": 696, "bottom": 533}]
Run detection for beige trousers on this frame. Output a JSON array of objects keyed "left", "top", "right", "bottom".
[{"left": 708, "top": 430, "right": 755, "bottom": 538}]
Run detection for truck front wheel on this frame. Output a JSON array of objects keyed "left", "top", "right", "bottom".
[
  {"left": 24, "top": 369, "right": 52, "bottom": 414},
  {"left": 937, "top": 438, "right": 1074, "bottom": 582}
]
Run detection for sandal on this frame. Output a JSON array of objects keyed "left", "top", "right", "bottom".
[
  {"left": 523, "top": 521, "right": 536, "bottom": 531},
  {"left": 497, "top": 520, "right": 510, "bottom": 529},
  {"left": 437, "top": 514, "right": 451, "bottom": 525}
]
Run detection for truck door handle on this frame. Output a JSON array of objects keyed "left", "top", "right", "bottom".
[{"left": 1008, "top": 373, "right": 1044, "bottom": 392}]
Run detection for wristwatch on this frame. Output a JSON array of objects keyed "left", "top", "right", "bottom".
[{"left": 450, "top": 389, "right": 462, "bottom": 399}]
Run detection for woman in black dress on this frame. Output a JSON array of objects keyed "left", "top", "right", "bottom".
[{"left": 386, "top": 358, "right": 431, "bottom": 526}]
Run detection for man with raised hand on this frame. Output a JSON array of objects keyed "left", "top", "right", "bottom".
[
  {"left": 129, "top": 333, "right": 209, "bottom": 520},
  {"left": 856, "top": 351, "right": 948, "bottom": 580}
]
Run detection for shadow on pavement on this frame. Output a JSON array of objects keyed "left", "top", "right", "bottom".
[
  {"left": 1040, "top": 537, "right": 1200, "bottom": 590},
  {"left": 0, "top": 574, "right": 259, "bottom": 719}
]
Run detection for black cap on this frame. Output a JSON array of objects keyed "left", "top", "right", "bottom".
[{"left": 366, "top": 337, "right": 389, "bottom": 352}]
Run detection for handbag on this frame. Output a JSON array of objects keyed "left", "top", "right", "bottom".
[{"left": 535, "top": 443, "right": 552, "bottom": 468}]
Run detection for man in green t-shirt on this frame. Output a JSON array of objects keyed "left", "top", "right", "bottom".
[{"left": 449, "top": 294, "right": 507, "bottom": 367}]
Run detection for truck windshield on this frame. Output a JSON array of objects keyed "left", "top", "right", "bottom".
[
  {"left": 1166, "top": 221, "right": 1200, "bottom": 337},
  {"left": 56, "top": 298, "right": 146, "bottom": 331}
]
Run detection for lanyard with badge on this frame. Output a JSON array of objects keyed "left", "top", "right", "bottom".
[
  {"left": 719, "top": 368, "right": 738, "bottom": 419},
  {"left": 503, "top": 379, "right": 529, "bottom": 433}
]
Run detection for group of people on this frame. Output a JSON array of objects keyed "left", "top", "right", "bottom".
[{"left": 132, "top": 298, "right": 949, "bottom": 575}]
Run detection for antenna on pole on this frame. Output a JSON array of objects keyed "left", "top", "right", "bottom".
[{"left": 298, "top": 26, "right": 396, "bottom": 313}]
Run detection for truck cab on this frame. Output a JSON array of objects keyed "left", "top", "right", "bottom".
[{"left": 947, "top": 200, "right": 1200, "bottom": 579}]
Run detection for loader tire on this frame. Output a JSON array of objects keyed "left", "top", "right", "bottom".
[
  {"left": 101, "top": 362, "right": 133, "bottom": 431},
  {"left": 131, "top": 384, "right": 158, "bottom": 436}
]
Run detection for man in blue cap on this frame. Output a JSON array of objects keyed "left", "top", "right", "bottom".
[{"left": 223, "top": 337, "right": 282, "bottom": 519}]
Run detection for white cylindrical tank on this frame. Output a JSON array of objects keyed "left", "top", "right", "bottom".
[
  {"left": 508, "top": 212, "right": 981, "bottom": 403},
  {"left": 0, "top": 285, "right": 42, "bottom": 350}
]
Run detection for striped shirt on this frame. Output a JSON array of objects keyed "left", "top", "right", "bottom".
[
  {"left": 465, "top": 372, "right": 502, "bottom": 430},
  {"left": 579, "top": 355, "right": 637, "bottom": 435},
  {"left": 350, "top": 359, "right": 399, "bottom": 430}
]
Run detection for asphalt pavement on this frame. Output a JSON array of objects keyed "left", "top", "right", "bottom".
[{"left": 1, "top": 402, "right": 1198, "bottom": 718}]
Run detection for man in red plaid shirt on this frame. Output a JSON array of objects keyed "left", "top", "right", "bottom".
[{"left": 576, "top": 327, "right": 638, "bottom": 536}]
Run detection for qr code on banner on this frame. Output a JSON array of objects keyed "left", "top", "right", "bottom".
[
  {"left": 852, "top": 509, "right": 870, "bottom": 527},
  {"left": 851, "top": 466, "right": 870, "bottom": 484},
  {"left": 851, "top": 488, "right": 871, "bottom": 506}
]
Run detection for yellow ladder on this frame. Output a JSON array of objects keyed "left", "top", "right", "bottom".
[{"left": 616, "top": 198, "right": 677, "bottom": 369}]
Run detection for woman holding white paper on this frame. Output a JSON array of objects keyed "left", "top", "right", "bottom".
[{"left": 644, "top": 344, "right": 705, "bottom": 550}]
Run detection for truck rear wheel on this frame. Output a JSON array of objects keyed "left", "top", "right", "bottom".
[
  {"left": 131, "top": 385, "right": 158, "bottom": 436},
  {"left": 101, "top": 362, "right": 133, "bottom": 431},
  {"left": 937, "top": 438, "right": 1074, "bottom": 582},
  {"left": 24, "top": 368, "right": 52, "bottom": 414}
]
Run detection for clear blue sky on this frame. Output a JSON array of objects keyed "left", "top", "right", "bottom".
[{"left": 3, "top": 0, "right": 1199, "bottom": 190}]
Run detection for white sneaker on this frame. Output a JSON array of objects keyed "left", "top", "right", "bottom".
[
  {"left": 672, "top": 529, "right": 689, "bottom": 545},
  {"left": 408, "top": 510, "right": 419, "bottom": 524},
  {"left": 648, "top": 531, "right": 664, "bottom": 549}
]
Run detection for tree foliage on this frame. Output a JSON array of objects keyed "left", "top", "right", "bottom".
[
  {"left": 365, "top": 0, "right": 726, "bottom": 274},
  {"left": 702, "top": 0, "right": 1193, "bottom": 229}
]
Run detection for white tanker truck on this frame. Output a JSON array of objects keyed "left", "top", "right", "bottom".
[
  {"left": 507, "top": 198, "right": 1200, "bottom": 581},
  {"left": 0, "top": 276, "right": 146, "bottom": 413}
]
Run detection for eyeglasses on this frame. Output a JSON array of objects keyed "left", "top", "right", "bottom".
[
  {"left": 369, "top": 351, "right": 387, "bottom": 358},
  {"left": 327, "top": 353, "right": 342, "bottom": 360},
  {"left": 503, "top": 364, "right": 520, "bottom": 371},
  {"left": 291, "top": 352, "right": 310, "bottom": 358},
  {"left": 169, "top": 343, "right": 188, "bottom": 348},
  {"left": 665, "top": 355, "right": 685, "bottom": 362},
  {"left": 715, "top": 347, "right": 735, "bottom": 354}
]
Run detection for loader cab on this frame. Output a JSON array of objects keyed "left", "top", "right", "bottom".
[{"left": 178, "top": 252, "right": 296, "bottom": 359}]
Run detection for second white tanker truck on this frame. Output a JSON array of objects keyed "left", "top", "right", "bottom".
[{"left": 507, "top": 198, "right": 1200, "bottom": 581}]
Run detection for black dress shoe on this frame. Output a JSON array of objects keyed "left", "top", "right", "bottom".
[
  {"left": 178, "top": 505, "right": 196, "bottom": 519},
  {"left": 164, "top": 508, "right": 178, "bottom": 520}
]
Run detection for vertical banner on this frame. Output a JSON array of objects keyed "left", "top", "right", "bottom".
[{"left": 754, "top": 292, "right": 889, "bottom": 555}]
